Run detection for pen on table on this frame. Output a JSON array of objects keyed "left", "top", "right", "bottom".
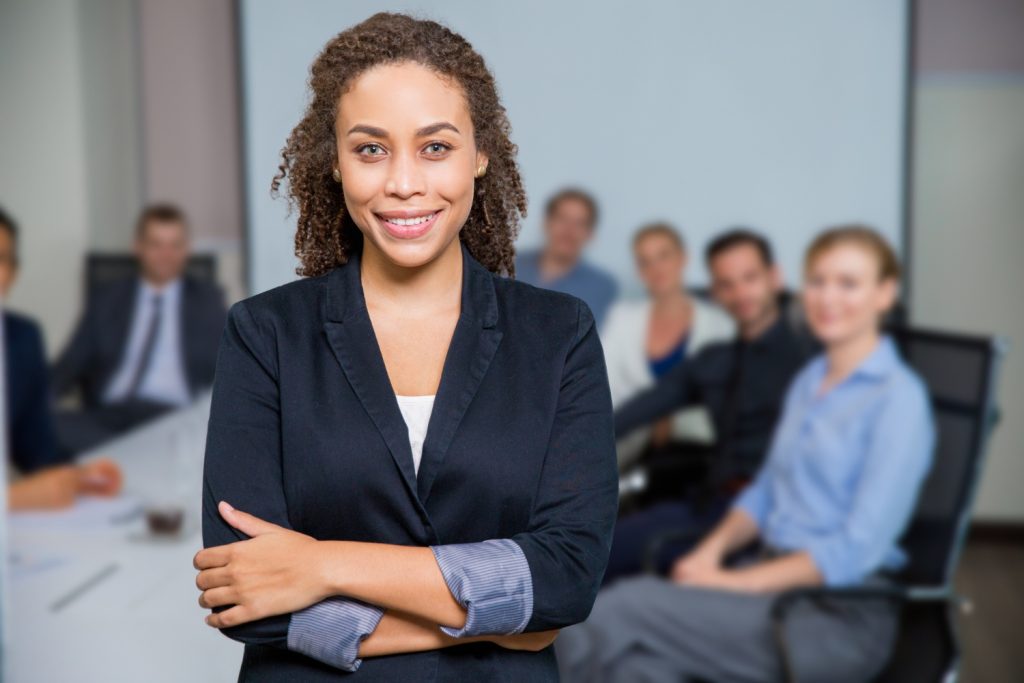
[{"left": 50, "top": 562, "right": 120, "bottom": 613}]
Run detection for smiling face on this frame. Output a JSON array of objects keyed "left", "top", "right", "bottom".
[
  {"left": 708, "top": 242, "right": 780, "bottom": 330},
  {"left": 335, "top": 61, "right": 487, "bottom": 269},
  {"left": 634, "top": 231, "right": 685, "bottom": 298},
  {"left": 802, "top": 243, "right": 897, "bottom": 347}
]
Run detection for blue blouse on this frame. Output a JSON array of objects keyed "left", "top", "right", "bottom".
[
  {"left": 647, "top": 334, "right": 690, "bottom": 380},
  {"left": 734, "top": 335, "right": 935, "bottom": 586}
]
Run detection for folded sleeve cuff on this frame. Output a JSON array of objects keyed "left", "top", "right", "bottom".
[
  {"left": 287, "top": 597, "right": 385, "bottom": 672},
  {"left": 430, "top": 538, "right": 534, "bottom": 638}
]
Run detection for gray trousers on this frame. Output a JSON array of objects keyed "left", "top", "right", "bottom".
[{"left": 556, "top": 575, "right": 898, "bottom": 683}]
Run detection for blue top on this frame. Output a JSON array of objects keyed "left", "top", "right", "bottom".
[
  {"left": 647, "top": 335, "right": 690, "bottom": 380},
  {"left": 514, "top": 248, "right": 619, "bottom": 328},
  {"left": 734, "top": 335, "right": 935, "bottom": 586}
]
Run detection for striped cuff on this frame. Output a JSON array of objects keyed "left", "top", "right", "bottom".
[
  {"left": 287, "top": 597, "right": 385, "bottom": 672},
  {"left": 430, "top": 539, "right": 534, "bottom": 637}
]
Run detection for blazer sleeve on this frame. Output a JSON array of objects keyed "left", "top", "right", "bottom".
[
  {"left": 11, "top": 321, "right": 66, "bottom": 473},
  {"left": 50, "top": 298, "right": 97, "bottom": 400},
  {"left": 511, "top": 300, "right": 619, "bottom": 630}
]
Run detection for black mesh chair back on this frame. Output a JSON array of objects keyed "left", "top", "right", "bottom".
[
  {"left": 889, "top": 328, "right": 1005, "bottom": 588},
  {"left": 85, "top": 253, "right": 218, "bottom": 301}
]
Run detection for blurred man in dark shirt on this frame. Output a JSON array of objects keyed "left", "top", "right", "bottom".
[
  {"left": 52, "top": 204, "right": 226, "bottom": 455},
  {"left": 605, "top": 229, "right": 815, "bottom": 584}
]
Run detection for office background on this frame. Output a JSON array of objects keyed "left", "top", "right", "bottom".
[{"left": 2, "top": 0, "right": 1021, "bottom": 524}]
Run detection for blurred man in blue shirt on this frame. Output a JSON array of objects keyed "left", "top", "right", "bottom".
[{"left": 515, "top": 188, "right": 618, "bottom": 327}]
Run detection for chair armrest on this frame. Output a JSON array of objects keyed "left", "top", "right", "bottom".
[{"left": 770, "top": 584, "right": 958, "bottom": 683}]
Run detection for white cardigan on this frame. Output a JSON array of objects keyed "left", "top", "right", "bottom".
[{"left": 600, "top": 295, "right": 735, "bottom": 468}]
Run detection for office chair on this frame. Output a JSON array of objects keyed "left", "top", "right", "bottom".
[
  {"left": 84, "top": 253, "right": 218, "bottom": 301},
  {"left": 640, "top": 327, "right": 1006, "bottom": 682},
  {"left": 769, "top": 328, "right": 1007, "bottom": 682}
]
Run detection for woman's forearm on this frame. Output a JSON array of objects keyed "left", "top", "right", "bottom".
[
  {"left": 319, "top": 541, "right": 468, "bottom": 629},
  {"left": 358, "top": 611, "right": 559, "bottom": 659},
  {"left": 730, "top": 551, "right": 824, "bottom": 593},
  {"left": 358, "top": 610, "right": 471, "bottom": 658},
  {"left": 700, "top": 507, "right": 760, "bottom": 558}
]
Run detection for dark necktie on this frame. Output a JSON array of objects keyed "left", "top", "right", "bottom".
[{"left": 126, "top": 293, "right": 163, "bottom": 399}]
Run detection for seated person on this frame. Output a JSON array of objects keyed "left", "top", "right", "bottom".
[
  {"left": 52, "top": 204, "right": 227, "bottom": 455},
  {"left": 557, "top": 226, "right": 935, "bottom": 683},
  {"left": 605, "top": 229, "right": 814, "bottom": 584},
  {"left": 515, "top": 188, "right": 619, "bottom": 327},
  {"left": 0, "top": 206, "right": 121, "bottom": 509},
  {"left": 601, "top": 223, "right": 733, "bottom": 468}
]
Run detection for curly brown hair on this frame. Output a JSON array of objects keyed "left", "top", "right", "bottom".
[{"left": 271, "top": 12, "right": 527, "bottom": 278}]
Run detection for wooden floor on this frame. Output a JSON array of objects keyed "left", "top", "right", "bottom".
[{"left": 955, "top": 540, "right": 1024, "bottom": 682}]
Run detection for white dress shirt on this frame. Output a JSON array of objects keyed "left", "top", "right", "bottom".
[{"left": 103, "top": 278, "right": 191, "bottom": 407}]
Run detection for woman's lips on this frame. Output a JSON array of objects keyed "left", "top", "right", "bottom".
[{"left": 375, "top": 210, "right": 441, "bottom": 240}]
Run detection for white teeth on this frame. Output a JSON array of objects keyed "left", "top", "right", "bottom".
[{"left": 385, "top": 212, "right": 436, "bottom": 226}]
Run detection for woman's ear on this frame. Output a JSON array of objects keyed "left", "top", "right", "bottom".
[
  {"left": 475, "top": 151, "right": 489, "bottom": 176},
  {"left": 878, "top": 278, "right": 899, "bottom": 313}
]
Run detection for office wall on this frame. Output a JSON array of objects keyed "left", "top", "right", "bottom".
[
  {"left": 911, "top": 0, "right": 1024, "bottom": 521},
  {"left": 0, "top": 1, "right": 92, "bottom": 356},
  {"left": 240, "top": 0, "right": 909, "bottom": 296}
]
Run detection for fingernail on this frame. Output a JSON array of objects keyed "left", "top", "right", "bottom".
[{"left": 221, "top": 501, "right": 234, "bottom": 512}]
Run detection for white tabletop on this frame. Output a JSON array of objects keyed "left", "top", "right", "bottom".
[{"left": 5, "top": 393, "right": 242, "bottom": 683}]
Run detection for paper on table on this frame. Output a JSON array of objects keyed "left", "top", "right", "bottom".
[{"left": 9, "top": 495, "right": 144, "bottom": 533}]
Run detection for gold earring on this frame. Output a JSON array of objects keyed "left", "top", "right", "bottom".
[
  {"left": 476, "top": 164, "right": 487, "bottom": 178},
  {"left": 332, "top": 167, "right": 341, "bottom": 182}
]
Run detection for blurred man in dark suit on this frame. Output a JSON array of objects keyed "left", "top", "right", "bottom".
[
  {"left": 0, "top": 206, "right": 121, "bottom": 509},
  {"left": 52, "top": 204, "right": 227, "bottom": 455}
]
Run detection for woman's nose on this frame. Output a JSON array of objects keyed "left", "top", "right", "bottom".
[{"left": 384, "top": 151, "right": 427, "bottom": 198}]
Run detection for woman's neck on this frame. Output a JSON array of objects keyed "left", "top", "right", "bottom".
[
  {"left": 823, "top": 328, "right": 881, "bottom": 390},
  {"left": 650, "top": 287, "right": 689, "bottom": 315},
  {"left": 360, "top": 238, "right": 463, "bottom": 316}
]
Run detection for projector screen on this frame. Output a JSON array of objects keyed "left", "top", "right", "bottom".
[{"left": 239, "top": 0, "right": 909, "bottom": 296}]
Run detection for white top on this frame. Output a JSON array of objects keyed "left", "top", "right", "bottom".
[
  {"left": 599, "top": 294, "right": 735, "bottom": 468},
  {"left": 103, "top": 277, "right": 191, "bottom": 407},
  {"left": 395, "top": 394, "right": 436, "bottom": 476}
]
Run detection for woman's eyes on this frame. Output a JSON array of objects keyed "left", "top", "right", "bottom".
[
  {"left": 354, "top": 142, "right": 453, "bottom": 158},
  {"left": 356, "top": 143, "right": 385, "bottom": 157},
  {"left": 423, "top": 141, "right": 453, "bottom": 156}
]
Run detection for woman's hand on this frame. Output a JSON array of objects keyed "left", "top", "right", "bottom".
[
  {"left": 489, "top": 629, "right": 561, "bottom": 652},
  {"left": 194, "top": 501, "right": 331, "bottom": 628},
  {"left": 669, "top": 544, "right": 721, "bottom": 584},
  {"left": 77, "top": 458, "right": 122, "bottom": 497}
]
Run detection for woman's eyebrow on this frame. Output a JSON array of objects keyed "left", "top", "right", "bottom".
[
  {"left": 415, "top": 121, "right": 460, "bottom": 136},
  {"left": 345, "top": 122, "right": 461, "bottom": 137}
]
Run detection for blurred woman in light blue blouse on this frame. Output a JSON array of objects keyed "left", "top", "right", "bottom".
[{"left": 557, "top": 225, "right": 935, "bottom": 683}]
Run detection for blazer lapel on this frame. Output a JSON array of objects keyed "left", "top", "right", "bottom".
[
  {"left": 322, "top": 249, "right": 421, "bottom": 502},
  {"left": 416, "top": 244, "right": 503, "bottom": 503}
]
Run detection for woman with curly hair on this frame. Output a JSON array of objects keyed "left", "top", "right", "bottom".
[{"left": 193, "top": 12, "right": 618, "bottom": 682}]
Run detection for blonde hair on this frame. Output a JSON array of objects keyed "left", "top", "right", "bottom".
[
  {"left": 632, "top": 222, "right": 686, "bottom": 253},
  {"left": 804, "top": 224, "right": 901, "bottom": 281}
]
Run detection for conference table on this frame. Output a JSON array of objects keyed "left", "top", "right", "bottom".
[{"left": 5, "top": 393, "right": 242, "bottom": 682}]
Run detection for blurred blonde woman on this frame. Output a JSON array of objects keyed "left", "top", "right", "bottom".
[
  {"left": 601, "top": 223, "right": 733, "bottom": 467},
  {"left": 559, "top": 226, "right": 935, "bottom": 682}
]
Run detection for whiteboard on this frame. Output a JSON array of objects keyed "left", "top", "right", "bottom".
[{"left": 239, "top": 0, "right": 908, "bottom": 295}]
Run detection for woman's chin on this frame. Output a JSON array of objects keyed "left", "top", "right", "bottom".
[{"left": 367, "top": 230, "right": 459, "bottom": 270}]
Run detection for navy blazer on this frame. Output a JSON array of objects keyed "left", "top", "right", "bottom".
[
  {"left": 52, "top": 275, "right": 227, "bottom": 407},
  {"left": 201, "top": 242, "right": 619, "bottom": 682},
  {"left": 4, "top": 311, "right": 66, "bottom": 474}
]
